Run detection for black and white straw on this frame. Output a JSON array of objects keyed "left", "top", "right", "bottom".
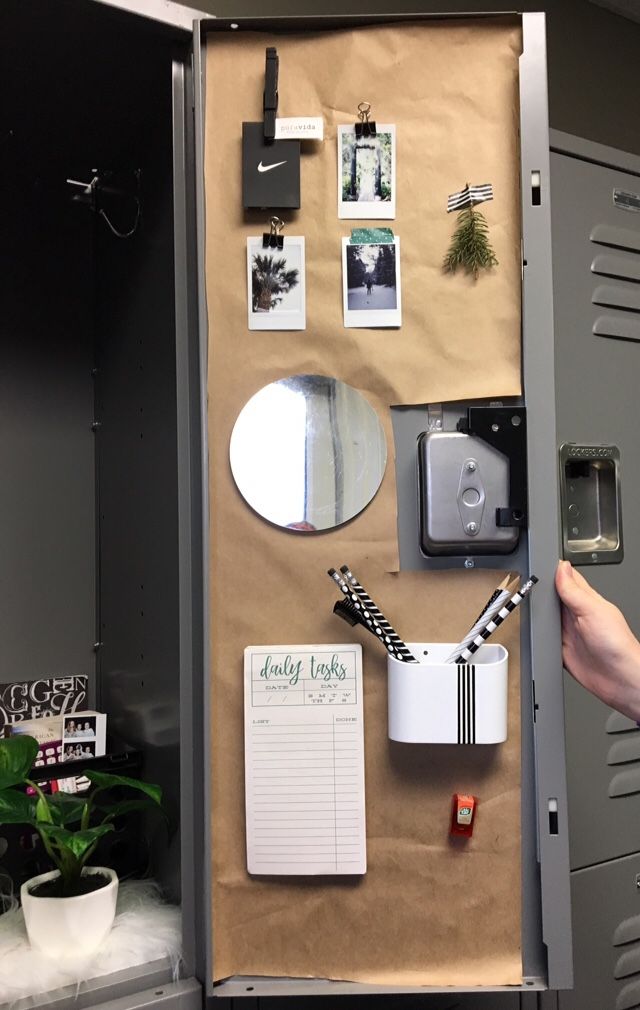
[
  {"left": 447, "top": 183, "right": 494, "bottom": 213},
  {"left": 339, "top": 566, "right": 418, "bottom": 663},
  {"left": 453, "top": 575, "right": 539, "bottom": 664}
]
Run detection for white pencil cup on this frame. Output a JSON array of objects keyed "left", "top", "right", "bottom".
[{"left": 387, "top": 642, "right": 509, "bottom": 744}]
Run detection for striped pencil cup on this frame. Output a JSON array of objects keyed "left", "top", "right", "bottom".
[{"left": 387, "top": 643, "right": 509, "bottom": 744}]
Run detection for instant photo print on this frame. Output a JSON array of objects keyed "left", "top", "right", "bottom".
[
  {"left": 338, "top": 124, "right": 396, "bottom": 219},
  {"left": 342, "top": 236, "right": 402, "bottom": 327},
  {"left": 242, "top": 123, "right": 301, "bottom": 209},
  {"left": 62, "top": 709, "right": 107, "bottom": 762},
  {"left": 247, "top": 236, "right": 306, "bottom": 330}
]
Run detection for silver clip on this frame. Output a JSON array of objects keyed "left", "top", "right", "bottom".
[{"left": 427, "top": 403, "right": 444, "bottom": 433}]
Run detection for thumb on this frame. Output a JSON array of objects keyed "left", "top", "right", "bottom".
[{"left": 555, "top": 560, "right": 595, "bottom": 618}]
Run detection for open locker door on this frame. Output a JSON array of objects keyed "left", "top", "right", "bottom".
[{"left": 551, "top": 129, "right": 640, "bottom": 1010}]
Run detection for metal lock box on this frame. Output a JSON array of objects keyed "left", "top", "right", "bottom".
[{"left": 418, "top": 431, "right": 521, "bottom": 556}]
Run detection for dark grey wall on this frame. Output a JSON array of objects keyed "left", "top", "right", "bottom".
[{"left": 194, "top": 0, "right": 640, "bottom": 157}]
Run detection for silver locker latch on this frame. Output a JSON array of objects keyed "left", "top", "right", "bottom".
[{"left": 418, "top": 406, "right": 527, "bottom": 557}]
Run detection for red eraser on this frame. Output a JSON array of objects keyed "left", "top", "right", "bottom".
[{"left": 450, "top": 793, "right": 477, "bottom": 837}]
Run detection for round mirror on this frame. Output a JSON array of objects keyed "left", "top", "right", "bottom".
[{"left": 229, "top": 374, "right": 387, "bottom": 532}]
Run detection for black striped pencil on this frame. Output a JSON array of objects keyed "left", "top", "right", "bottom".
[
  {"left": 453, "top": 575, "right": 539, "bottom": 664},
  {"left": 327, "top": 570, "right": 410, "bottom": 661},
  {"left": 445, "top": 573, "right": 519, "bottom": 664},
  {"left": 445, "top": 589, "right": 512, "bottom": 664},
  {"left": 339, "top": 566, "right": 418, "bottom": 663},
  {"left": 327, "top": 568, "right": 374, "bottom": 628},
  {"left": 328, "top": 567, "right": 351, "bottom": 595},
  {"left": 333, "top": 598, "right": 409, "bottom": 661}
]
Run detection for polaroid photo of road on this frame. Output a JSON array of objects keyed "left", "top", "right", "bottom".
[
  {"left": 342, "top": 237, "right": 402, "bottom": 328},
  {"left": 338, "top": 125, "right": 396, "bottom": 219},
  {"left": 247, "top": 236, "right": 306, "bottom": 331}
]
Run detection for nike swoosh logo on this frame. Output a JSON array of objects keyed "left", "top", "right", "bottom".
[{"left": 257, "top": 160, "right": 287, "bottom": 173}]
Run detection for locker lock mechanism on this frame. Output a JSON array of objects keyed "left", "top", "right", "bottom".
[
  {"left": 457, "top": 406, "right": 528, "bottom": 529},
  {"left": 457, "top": 458, "right": 486, "bottom": 536},
  {"left": 418, "top": 406, "right": 527, "bottom": 558}
]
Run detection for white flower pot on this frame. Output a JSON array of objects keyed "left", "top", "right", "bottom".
[{"left": 21, "top": 866, "right": 118, "bottom": 959}]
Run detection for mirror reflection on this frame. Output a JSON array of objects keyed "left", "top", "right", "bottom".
[{"left": 229, "top": 374, "right": 387, "bottom": 532}]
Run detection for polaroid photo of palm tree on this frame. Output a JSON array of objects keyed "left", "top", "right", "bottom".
[
  {"left": 247, "top": 237, "right": 306, "bottom": 330},
  {"left": 338, "top": 125, "right": 396, "bottom": 220},
  {"left": 342, "top": 237, "right": 402, "bottom": 328}
]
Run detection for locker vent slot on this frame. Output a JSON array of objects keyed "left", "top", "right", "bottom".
[
  {"left": 614, "top": 914, "right": 640, "bottom": 946},
  {"left": 607, "top": 711, "right": 639, "bottom": 734},
  {"left": 593, "top": 284, "right": 640, "bottom": 314},
  {"left": 592, "top": 253, "right": 640, "bottom": 284},
  {"left": 615, "top": 947, "right": 640, "bottom": 980},
  {"left": 608, "top": 737, "right": 640, "bottom": 766},
  {"left": 614, "top": 979, "right": 640, "bottom": 1009},
  {"left": 591, "top": 224, "right": 640, "bottom": 254},
  {"left": 594, "top": 316, "right": 640, "bottom": 342},
  {"left": 614, "top": 917, "right": 640, "bottom": 1010},
  {"left": 609, "top": 768, "right": 640, "bottom": 799}
]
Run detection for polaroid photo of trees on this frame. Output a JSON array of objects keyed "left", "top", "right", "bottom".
[
  {"left": 342, "top": 237, "right": 402, "bottom": 327},
  {"left": 247, "top": 237, "right": 306, "bottom": 331},
  {"left": 338, "top": 125, "right": 396, "bottom": 219}
]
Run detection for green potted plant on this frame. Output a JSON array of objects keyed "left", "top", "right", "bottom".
[{"left": 0, "top": 734, "right": 163, "bottom": 959}]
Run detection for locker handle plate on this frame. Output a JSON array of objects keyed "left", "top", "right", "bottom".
[{"left": 559, "top": 443, "right": 623, "bottom": 565}]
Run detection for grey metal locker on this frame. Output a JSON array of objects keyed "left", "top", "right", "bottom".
[
  {"left": 558, "top": 854, "right": 640, "bottom": 1010},
  {"left": 0, "top": 3, "right": 576, "bottom": 1008},
  {"left": 260, "top": 996, "right": 522, "bottom": 1009},
  {"left": 550, "top": 129, "right": 640, "bottom": 1010},
  {"left": 551, "top": 133, "right": 640, "bottom": 872}
]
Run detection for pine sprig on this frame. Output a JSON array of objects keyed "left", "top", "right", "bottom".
[{"left": 443, "top": 205, "right": 498, "bottom": 280}]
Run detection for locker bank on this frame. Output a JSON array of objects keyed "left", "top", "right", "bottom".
[{"left": 1, "top": 1, "right": 639, "bottom": 1008}]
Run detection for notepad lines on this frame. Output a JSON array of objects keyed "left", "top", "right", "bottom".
[{"left": 249, "top": 718, "right": 363, "bottom": 871}]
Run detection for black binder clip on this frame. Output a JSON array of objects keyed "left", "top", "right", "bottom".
[
  {"left": 263, "top": 216, "right": 284, "bottom": 250},
  {"left": 263, "top": 46, "right": 279, "bottom": 141},
  {"left": 355, "top": 101, "right": 376, "bottom": 139}
]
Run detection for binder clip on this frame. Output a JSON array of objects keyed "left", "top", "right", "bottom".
[
  {"left": 263, "top": 46, "right": 279, "bottom": 141},
  {"left": 355, "top": 101, "right": 376, "bottom": 139},
  {"left": 263, "top": 216, "right": 284, "bottom": 250}
]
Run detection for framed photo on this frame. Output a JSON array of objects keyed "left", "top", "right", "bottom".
[
  {"left": 338, "top": 125, "right": 396, "bottom": 219},
  {"left": 342, "top": 237, "right": 402, "bottom": 328},
  {"left": 247, "top": 236, "right": 306, "bottom": 331}
]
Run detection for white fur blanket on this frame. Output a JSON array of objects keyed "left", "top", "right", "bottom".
[{"left": 0, "top": 880, "right": 181, "bottom": 1004}]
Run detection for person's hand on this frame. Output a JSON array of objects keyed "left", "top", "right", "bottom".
[{"left": 555, "top": 560, "right": 640, "bottom": 721}]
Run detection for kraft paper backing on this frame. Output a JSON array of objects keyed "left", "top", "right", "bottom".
[{"left": 205, "top": 18, "right": 523, "bottom": 986}]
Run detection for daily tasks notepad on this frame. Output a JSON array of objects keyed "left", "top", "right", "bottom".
[{"left": 244, "top": 644, "right": 366, "bottom": 875}]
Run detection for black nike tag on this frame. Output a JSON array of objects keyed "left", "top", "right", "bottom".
[{"left": 242, "top": 123, "right": 300, "bottom": 209}]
